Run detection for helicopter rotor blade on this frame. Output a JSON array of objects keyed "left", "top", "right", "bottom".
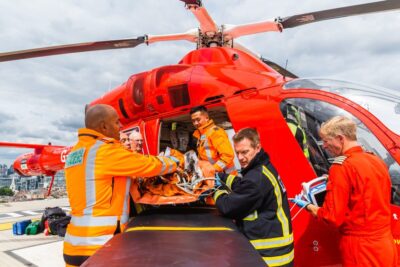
[
  {"left": 0, "top": 37, "right": 146, "bottom": 62},
  {"left": 180, "top": 0, "right": 218, "bottom": 34},
  {"left": 147, "top": 30, "right": 198, "bottom": 44},
  {"left": 280, "top": 0, "right": 400, "bottom": 29}
]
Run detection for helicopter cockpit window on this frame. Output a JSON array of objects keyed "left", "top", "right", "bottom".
[
  {"left": 283, "top": 78, "right": 400, "bottom": 134},
  {"left": 280, "top": 98, "right": 400, "bottom": 206}
]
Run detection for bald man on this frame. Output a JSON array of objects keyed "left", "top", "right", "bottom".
[
  {"left": 63, "top": 104, "right": 178, "bottom": 267},
  {"left": 129, "top": 131, "right": 143, "bottom": 153}
]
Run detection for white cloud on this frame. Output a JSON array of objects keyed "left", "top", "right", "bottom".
[{"left": 0, "top": 0, "right": 399, "bottom": 166}]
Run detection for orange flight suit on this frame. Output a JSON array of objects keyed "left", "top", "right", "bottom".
[
  {"left": 63, "top": 128, "right": 177, "bottom": 267},
  {"left": 317, "top": 146, "right": 397, "bottom": 267},
  {"left": 193, "top": 119, "right": 236, "bottom": 174}
]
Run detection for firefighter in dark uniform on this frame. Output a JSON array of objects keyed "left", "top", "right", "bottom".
[{"left": 213, "top": 128, "right": 294, "bottom": 267}]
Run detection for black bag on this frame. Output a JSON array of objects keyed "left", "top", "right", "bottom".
[
  {"left": 40, "top": 207, "right": 67, "bottom": 233},
  {"left": 48, "top": 215, "right": 71, "bottom": 237}
]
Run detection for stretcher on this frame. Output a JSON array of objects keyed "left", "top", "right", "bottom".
[{"left": 82, "top": 207, "right": 265, "bottom": 267}]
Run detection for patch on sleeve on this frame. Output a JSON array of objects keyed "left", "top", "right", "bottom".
[
  {"left": 332, "top": 155, "right": 347, "bottom": 165},
  {"left": 65, "top": 148, "right": 85, "bottom": 168}
]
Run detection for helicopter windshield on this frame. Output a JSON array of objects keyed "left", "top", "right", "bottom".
[{"left": 283, "top": 78, "right": 400, "bottom": 134}]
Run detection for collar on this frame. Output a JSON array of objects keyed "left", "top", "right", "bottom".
[
  {"left": 343, "top": 145, "right": 363, "bottom": 156},
  {"left": 241, "top": 149, "right": 270, "bottom": 176},
  {"left": 78, "top": 128, "right": 104, "bottom": 138},
  {"left": 193, "top": 119, "right": 216, "bottom": 138}
]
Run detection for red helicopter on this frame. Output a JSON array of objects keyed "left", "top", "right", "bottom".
[{"left": 1, "top": 0, "right": 400, "bottom": 266}]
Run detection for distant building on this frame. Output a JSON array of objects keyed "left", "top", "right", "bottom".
[
  {"left": 0, "top": 164, "right": 7, "bottom": 177},
  {"left": 7, "top": 165, "right": 14, "bottom": 176}
]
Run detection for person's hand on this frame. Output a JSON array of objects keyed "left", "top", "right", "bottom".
[
  {"left": 214, "top": 173, "right": 222, "bottom": 188},
  {"left": 290, "top": 195, "right": 310, "bottom": 209},
  {"left": 198, "top": 190, "right": 213, "bottom": 202},
  {"left": 198, "top": 160, "right": 215, "bottom": 177},
  {"left": 167, "top": 155, "right": 180, "bottom": 165}
]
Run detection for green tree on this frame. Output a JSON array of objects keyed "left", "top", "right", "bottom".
[{"left": 0, "top": 187, "right": 14, "bottom": 196}]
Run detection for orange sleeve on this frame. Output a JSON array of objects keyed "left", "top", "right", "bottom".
[
  {"left": 210, "top": 129, "right": 235, "bottom": 172},
  {"left": 95, "top": 143, "right": 177, "bottom": 178},
  {"left": 317, "top": 164, "right": 351, "bottom": 228}
]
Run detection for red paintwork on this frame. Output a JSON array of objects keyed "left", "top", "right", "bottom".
[
  {"left": 4, "top": 47, "right": 400, "bottom": 266},
  {"left": 0, "top": 142, "right": 71, "bottom": 176}
]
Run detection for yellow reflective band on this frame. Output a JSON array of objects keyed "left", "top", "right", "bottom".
[
  {"left": 126, "top": 226, "right": 233, "bottom": 232},
  {"left": 251, "top": 233, "right": 293, "bottom": 249},
  {"left": 263, "top": 249, "right": 294, "bottom": 267},
  {"left": 213, "top": 189, "right": 228, "bottom": 202},
  {"left": 226, "top": 174, "right": 236, "bottom": 189},
  {"left": 262, "top": 166, "right": 290, "bottom": 236},
  {"left": 243, "top": 210, "right": 258, "bottom": 221}
]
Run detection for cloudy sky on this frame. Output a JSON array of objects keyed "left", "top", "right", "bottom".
[{"left": 0, "top": 0, "right": 399, "bottom": 166}]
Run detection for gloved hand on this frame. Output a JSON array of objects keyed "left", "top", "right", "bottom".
[
  {"left": 214, "top": 173, "right": 222, "bottom": 188},
  {"left": 198, "top": 189, "right": 213, "bottom": 202},
  {"left": 290, "top": 195, "right": 310, "bottom": 209},
  {"left": 166, "top": 155, "right": 180, "bottom": 165}
]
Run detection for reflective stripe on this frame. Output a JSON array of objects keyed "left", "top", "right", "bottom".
[
  {"left": 263, "top": 249, "right": 294, "bottom": 267},
  {"left": 202, "top": 138, "right": 215, "bottom": 164},
  {"left": 64, "top": 233, "right": 113, "bottom": 246},
  {"left": 251, "top": 233, "right": 293, "bottom": 249},
  {"left": 166, "top": 158, "right": 174, "bottom": 173},
  {"left": 121, "top": 178, "right": 131, "bottom": 222},
  {"left": 127, "top": 226, "right": 233, "bottom": 232},
  {"left": 215, "top": 160, "right": 226, "bottom": 170},
  {"left": 226, "top": 174, "right": 236, "bottom": 189},
  {"left": 213, "top": 190, "right": 228, "bottom": 201},
  {"left": 159, "top": 158, "right": 167, "bottom": 174},
  {"left": 243, "top": 210, "right": 258, "bottom": 221},
  {"left": 71, "top": 215, "right": 118, "bottom": 227},
  {"left": 83, "top": 141, "right": 102, "bottom": 216},
  {"left": 120, "top": 214, "right": 129, "bottom": 225},
  {"left": 262, "top": 166, "right": 290, "bottom": 236},
  {"left": 225, "top": 165, "right": 236, "bottom": 174}
]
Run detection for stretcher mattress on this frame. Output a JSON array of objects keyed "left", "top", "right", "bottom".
[{"left": 82, "top": 207, "right": 265, "bottom": 267}]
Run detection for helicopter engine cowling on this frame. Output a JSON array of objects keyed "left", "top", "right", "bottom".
[{"left": 89, "top": 47, "right": 286, "bottom": 125}]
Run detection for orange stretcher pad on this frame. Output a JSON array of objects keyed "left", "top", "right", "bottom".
[{"left": 131, "top": 156, "right": 216, "bottom": 205}]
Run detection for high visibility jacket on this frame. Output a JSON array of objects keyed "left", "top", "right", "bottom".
[
  {"left": 214, "top": 149, "right": 294, "bottom": 267},
  {"left": 63, "top": 128, "right": 177, "bottom": 266},
  {"left": 317, "top": 146, "right": 397, "bottom": 266},
  {"left": 287, "top": 119, "right": 310, "bottom": 159},
  {"left": 193, "top": 119, "right": 236, "bottom": 174}
]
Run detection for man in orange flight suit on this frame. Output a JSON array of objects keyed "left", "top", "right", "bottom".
[
  {"left": 63, "top": 104, "right": 178, "bottom": 267},
  {"left": 293, "top": 116, "right": 397, "bottom": 267},
  {"left": 190, "top": 105, "right": 236, "bottom": 175}
]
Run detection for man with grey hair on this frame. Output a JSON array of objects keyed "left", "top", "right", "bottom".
[
  {"left": 213, "top": 127, "right": 293, "bottom": 267},
  {"left": 129, "top": 131, "right": 143, "bottom": 153},
  {"left": 292, "top": 115, "right": 397, "bottom": 266}
]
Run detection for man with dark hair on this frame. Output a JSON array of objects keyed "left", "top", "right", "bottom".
[
  {"left": 63, "top": 104, "right": 178, "bottom": 267},
  {"left": 190, "top": 105, "right": 236, "bottom": 175},
  {"left": 213, "top": 127, "right": 294, "bottom": 267}
]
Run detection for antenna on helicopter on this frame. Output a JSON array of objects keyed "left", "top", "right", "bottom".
[{"left": 283, "top": 59, "right": 289, "bottom": 80}]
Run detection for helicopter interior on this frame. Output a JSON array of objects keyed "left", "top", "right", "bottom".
[{"left": 159, "top": 106, "right": 234, "bottom": 154}]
